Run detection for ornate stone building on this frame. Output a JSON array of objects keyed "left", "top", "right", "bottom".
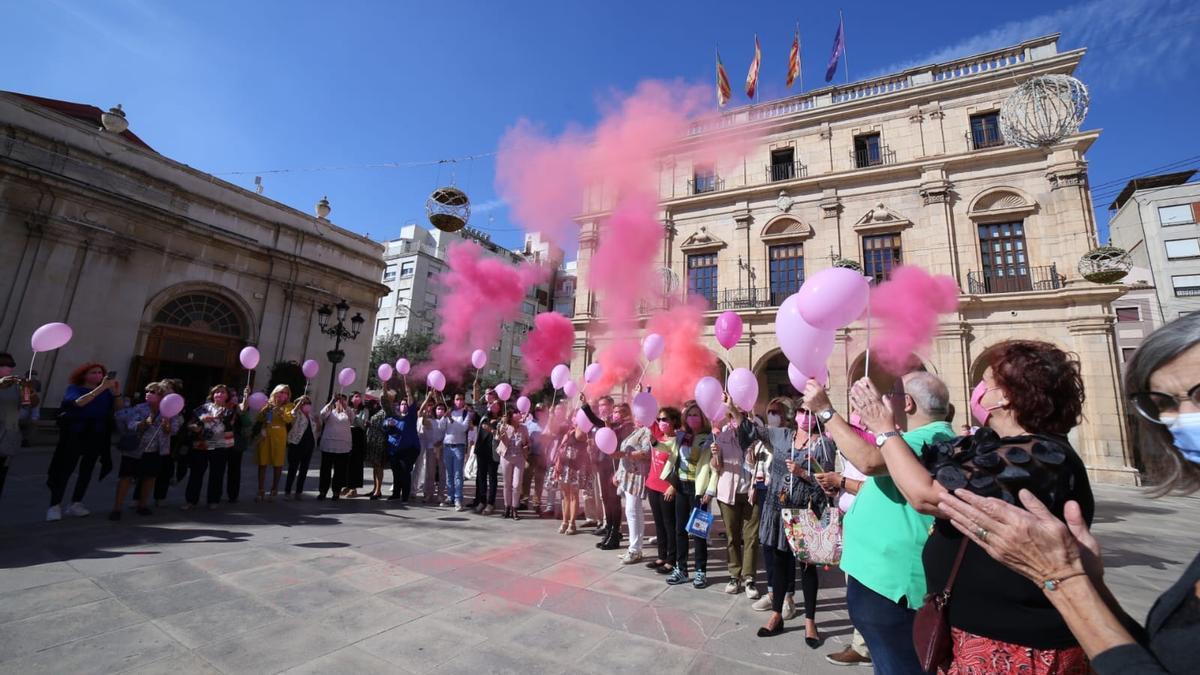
[
  {"left": 0, "top": 92, "right": 387, "bottom": 409},
  {"left": 569, "top": 35, "right": 1138, "bottom": 484}
]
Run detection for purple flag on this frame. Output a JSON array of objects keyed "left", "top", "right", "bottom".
[{"left": 824, "top": 17, "right": 844, "bottom": 83}]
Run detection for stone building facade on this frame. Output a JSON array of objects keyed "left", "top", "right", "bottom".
[
  {"left": 0, "top": 92, "right": 388, "bottom": 410},
  {"left": 569, "top": 35, "right": 1138, "bottom": 484}
]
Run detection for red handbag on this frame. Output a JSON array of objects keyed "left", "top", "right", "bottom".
[{"left": 912, "top": 539, "right": 968, "bottom": 674}]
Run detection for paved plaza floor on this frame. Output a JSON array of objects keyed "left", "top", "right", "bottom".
[{"left": 1, "top": 446, "right": 1197, "bottom": 674}]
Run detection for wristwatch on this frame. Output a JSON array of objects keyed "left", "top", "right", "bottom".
[
  {"left": 817, "top": 408, "right": 835, "bottom": 424},
  {"left": 874, "top": 431, "right": 900, "bottom": 448}
]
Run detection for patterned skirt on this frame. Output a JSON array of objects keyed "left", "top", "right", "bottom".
[{"left": 945, "top": 628, "right": 1090, "bottom": 675}]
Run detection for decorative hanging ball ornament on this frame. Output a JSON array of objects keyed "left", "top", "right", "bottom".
[
  {"left": 999, "top": 74, "right": 1090, "bottom": 149},
  {"left": 1078, "top": 246, "right": 1132, "bottom": 284},
  {"left": 832, "top": 257, "right": 863, "bottom": 272},
  {"left": 426, "top": 186, "right": 471, "bottom": 233}
]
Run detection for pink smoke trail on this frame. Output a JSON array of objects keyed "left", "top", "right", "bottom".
[
  {"left": 868, "top": 265, "right": 960, "bottom": 374},
  {"left": 644, "top": 301, "right": 718, "bottom": 407},
  {"left": 519, "top": 311, "right": 575, "bottom": 393}
]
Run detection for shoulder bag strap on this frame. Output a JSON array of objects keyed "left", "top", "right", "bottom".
[{"left": 942, "top": 538, "right": 970, "bottom": 594}]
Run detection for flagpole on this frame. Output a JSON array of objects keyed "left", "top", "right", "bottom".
[
  {"left": 840, "top": 10, "right": 850, "bottom": 84},
  {"left": 797, "top": 22, "right": 804, "bottom": 93}
]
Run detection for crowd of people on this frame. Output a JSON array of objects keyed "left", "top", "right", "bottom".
[{"left": 0, "top": 312, "right": 1196, "bottom": 673}]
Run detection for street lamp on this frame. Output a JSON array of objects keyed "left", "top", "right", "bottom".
[{"left": 316, "top": 299, "right": 365, "bottom": 398}]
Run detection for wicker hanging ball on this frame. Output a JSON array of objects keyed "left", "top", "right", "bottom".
[
  {"left": 1078, "top": 246, "right": 1131, "bottom": 284},
  {"left": 1000, "top": 75, "right": 1090, "bottom": 149},
  {"left": 426, "top": 186, "right": 471, "bottom": 233}
]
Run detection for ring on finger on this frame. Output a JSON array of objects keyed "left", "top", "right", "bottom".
[{"left": 975, "top": 526, "right": 989, "bottom": 541}]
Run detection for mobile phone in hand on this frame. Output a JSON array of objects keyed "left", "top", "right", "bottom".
[{"left": 107, "top": 370, "right": 118, "bottom": 379}]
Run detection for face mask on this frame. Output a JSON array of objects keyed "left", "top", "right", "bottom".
[
  {"left": 970, "top": 381, "right": 1002, "bottom": 427},
  {"left": 657, "top": 420, "right": 672, "bottom": 434},
  {"left": 685, "top": 415, "right": 703, "bottom": 431},
  {"left": 766, "top": 413, "right": 782, "bottom": 428},
  {"left": 795, "top": 413, "right": 812, "bottom": 429},
  {"left": 1167, "top": 413, "right": 1200, "bottom": 464}
]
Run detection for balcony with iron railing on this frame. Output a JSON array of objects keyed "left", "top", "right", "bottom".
[
  {"left": 966, "top": 128, "right": 1006, "bottom": 151},
  {"left": 852, "top": 145, "right": 897, "bottom": 169},
  {"left": 967, "top": 264, "right": 1064, "bottom": 294},
  {"left": 688, "top": 175, "right": 725, "bottom": 195},
  {"left": 767, "top": 161, "right": 808, "bottom": 182},
  {"left": 1175, "top": 287, "right": 1200, "bottom": 297}
]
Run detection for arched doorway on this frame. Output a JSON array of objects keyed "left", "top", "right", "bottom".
[
  {"left": 759, "top": 351, "right": 795, "bottom": 400},
  {"left": 134, "top": 292, "right": 250, "bottom": 406},
  {"left": 847, "top": 351, "right": 929, "bottom": 398}
]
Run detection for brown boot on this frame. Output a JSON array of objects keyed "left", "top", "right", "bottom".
[{"left": 824, "top": 645, "right": 872, "bottom": 666}]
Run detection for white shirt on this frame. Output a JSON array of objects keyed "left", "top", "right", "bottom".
[{"left": 443, "top": 408, "right": 471, "bottom": 445}]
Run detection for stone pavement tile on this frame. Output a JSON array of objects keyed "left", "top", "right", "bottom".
[
  {"left": 700, "top": 614, "right": 818, "bottom": 672},
  {"left": 357, "top": 616, "right": 487, "bottom": 671},
  {"left": 586, "top": 567, "right": 670, "bottom": 601},
  {"left": 396, "top": 550, "right": 477, "bottom": 575},
  {"left": 478, "top": 543, "right": 567, "bottom": 574},
  {"left": 378, "top": 576, "right": 480, "bottom": 615},
  {"left": 194, "top": 616, "right": 349, "bottom": 674},
  {"left": 281, "top": 645, "right": 404, "bottom": 675},
  {"left": 264, "top": 576, "right": 368, "bottom": 615},
  {"left": 0, "top": 621, "right": 188, "bottom": 674},
  {"left": 258, "top": 540, "right": 344, "bottom": 562},
  {"left": 153, "top": 594, "right": 286, "bottom": 649},
  {"left": 0, "top": 577, "right": 111, "bottom": 624},
  {"left": 532, "top": 560, "right": 616, "bottom": 588},
  {"left": 320, "top": 595, "right": 423, "bottom": 644},
  {"left": 433, "top": 642, "right": 567, "bottom": 675},
  {"left": 221, "top": 561, "right": 326, "bottom": 594},
  {"left": 504, "top": 611, "right": 614, "bottom": 663},
  {"left": 116, "top": 577, "right": 252, "bottom": 620},
  {"left": 429, "top": 592, "right": 542, "bottom": 638},
  {"left": 65, "top": 545, "right": 184, "bottom": 578},
  {"left": 489, "top": 575, "right": 578, "bottom": 609},
  {"left": 96, "top": 559, "right": 210, "bottom": 596},
  {"left": 295, "top": 549, "right": 376, "bottom": 576},
  {"left": 621, "top": 604, "right": 725, "bottom": 650},
  {"left": 543, "top": 588, "right": 645, "bottom": 630},
  {"left": 0, "top": 559, "right": 83, "bottom": 593},
  {"left": 292, "top": 526, "right": 395, "bottom": 549},
  {"left": 650, "top": 582, "right": 738, "bottom": 616},
  {"left": 0, "top": 596, "right": 143, "bottom": 658},
  {"left": 686, "top": 652, "right": 791, "bottom": 674},
  {"left": 432, "top": 561, "right": 514, "bottom": 592},
  {"left": 188, "top": 547, "right": 285, "bottom": 576},
  {"left": 357, "top": 537, "right": 430, "bottom": 563},
  {"left": 118, "top": 652, "right": 223, "bottom": 675},
  {"left": 575, "top": 631, "right": 697, "bottom": 674},
  {"left": 339, "top": 561, "right": 428, "bottom": 593}
]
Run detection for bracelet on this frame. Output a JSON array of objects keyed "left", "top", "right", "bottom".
[
  {"left": 1042, "top": 571, "right": 1088, "bottom": 591},
  {"left": 839, "top": 476, "right": 847, "bottom": 490}
]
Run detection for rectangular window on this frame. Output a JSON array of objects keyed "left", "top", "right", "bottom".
[
  {"left": 376, "top": 318, "right": 389, "bottom": 335},
  {"left": 862, "top": 233, "right": 902, "bottom": 283},
  {"left": 425, "top": 292, "right": 438, "bottom": 308},
  {"left": 1115, "top": 307, "right": 1141, "bottom": 322},
  {"left": 969, "top": 112, "right": 1003, "bottom": 149},
  {"left": 977, "top": 221, "right": 1031, "bottom": 293},
  {"left": 1172, "top": 275, "right": 1200, "bottom": 296},
  {"left": 692, "top": 165, "right": 719, "bottom": 194},
  {"left": 769, "top": 148, "right": 796, "bottom": 182},
  {"left": 1165, "top": 238, "right": 1200, "bottom": 259},
  {"left": 853, "top": 133, "right": 881, "bottom": 168},
  {"left": 383, "top": 266, "right": 396, "bottom": 282},
  {"left": 400, "top": 261, "right": 415, "bottom": 277},
  {"left": 1158, "top": 204, "right": 1194, "bottom": 226},
  {"left": 522, "top": 301, "right": 536, "bottom": 315},
  {"left": 769, "top": 244, "right": 805, "bottom": 305},
  {"left": 686, "top": 253, "right": 718, "bottom": 308}
]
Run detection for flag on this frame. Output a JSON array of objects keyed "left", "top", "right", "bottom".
[
  {"left": 716, "top": 49, "right": 732, "bottom": 107},
  {"left": 745, "top": 35, "right": 761, "bottom": 99},
  {"left": 824, "top": 16, "right": 845, "bottom": 83},
  {"left": 786, "top": 27, "right": 801, "bottom": 88}
]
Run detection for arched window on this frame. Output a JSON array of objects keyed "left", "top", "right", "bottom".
[{"left": 154, "top": 294, "right": 244, "bottom": 337}]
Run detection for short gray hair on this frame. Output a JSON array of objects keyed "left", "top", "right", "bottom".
[{"left": 903, "top": 372, "right": 950, "bottom": 419}]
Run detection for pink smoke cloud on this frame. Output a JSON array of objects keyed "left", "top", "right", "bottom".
[
  {"left": 585, "top": 339, "right": 643, "bottom": 399},
  {"left": 868, "top": 266, "right": 960, "bottom": 374},
  {"left": 519, "top": 311, "right": 575, "bottom": 393},
  {"left": 429, "top": 241, "right": 547, "bottom": 381},
  {"left": 644, "top": 302, "right": 718, "bottom": 407}
]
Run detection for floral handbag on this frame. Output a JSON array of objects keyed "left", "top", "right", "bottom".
[{"left": 781, "top": 503, "right": 843, "bottom": 565}]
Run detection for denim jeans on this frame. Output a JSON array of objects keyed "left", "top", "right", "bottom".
[
  {"left": 846, "top": 575, "right": 924, "bottom": 675},
  {"left": 442, "top": 444, "right": 465, "bottom": 504}
]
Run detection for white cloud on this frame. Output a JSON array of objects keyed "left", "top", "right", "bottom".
[{"left": 472, "top": 198, "right": 508, "bottom": 214}]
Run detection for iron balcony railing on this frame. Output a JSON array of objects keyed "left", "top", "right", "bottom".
[
  {"left": 716, "top": 287, "right": 799, "bottom": 310},
  {"left": 767, "top": 161, "right": 808, "bottom": 182},
  {"left": 688, "top": 175, "right": 725, "bottom": 195},
  {"left": 967, "top": 264, "right": 1064, "bottom": 294},
  {"left": 966, "top": 128, "right": 1005, "bottom": 151},
  {"left": 852, "top": 144, "right": 896, "bottom": 169},
  {"left": 1175, "top": 287, "right": 1200, "bottom": 297}
]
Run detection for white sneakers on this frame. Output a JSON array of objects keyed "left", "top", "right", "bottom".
[
  {"left": 455, "top": 502, "right": 467, "bottom": 512},
  {"left": 46, "top": 503, "right": 91, "bottom": 521},
  {"left": 483, "top": 505, "right": 494, "bottom": 516},
  {"left": 782, "top": 596, "right": 797, "bottom": 620},
  {"left": 751, "top": 595, "right": 773, "bottom": 612},
  {"left": 66, "top": 502, "right": 90, "bottom": 517},
  {"left": 724, "top": 580, "right": 742, "bottom": 594},
  {"left": 745, "top": 579, "right": 761, "bottom": 599},
  {"left": 46, "top": 505, "right": 62, "bottom": 521},
  {"left": 619, "top": 551, "right": 644, "bottom": 564}
]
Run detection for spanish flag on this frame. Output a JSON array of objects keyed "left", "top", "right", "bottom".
[
  {"left": 786, "top": 27, "right": 802, "bottom": 89},
  {"left": 745, "top": 35, "right": 761, "bottom": 99}
]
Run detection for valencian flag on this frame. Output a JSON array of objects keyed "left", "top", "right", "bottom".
[
  {"left": 786, "top": 26, "right": 801, "bottom": 88},
  {"left": 745, "top": 35, "right": 761, "bottom": 99},
  {"left": 716, "top": 49, "right": 732, "bottom": 107},
  {"left": 825, "top": 14, "right": 846, "bottom": 83}
]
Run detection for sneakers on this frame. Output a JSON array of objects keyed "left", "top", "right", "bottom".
[
  {"left": 46, "top": 505, "right": 62, "bottom": 522},
  {"left": 782, "top": 596, "right": 797, "bottom": 620},
  {"left": 745, "top": 579, "right": 761, "bottom": 600},
  {"left": 825, "top": 646, "right": 872, "bottom": 666},
  {"left": 724, "top": 580, "right": 742, "bottom": 594},
  {"left": 455, "top": 502, "right": 467, "bottom": 512},
  {"left": 483, "top": 505, "right": 495, "bottom": 516},
  {"left": 473, "top": 503, "right": 485, "bottom": 514},
  {"left": 441, "top": 498, "right": 453, "bottom": 507},
  {"left": 66, "top": 502, "right": 90, "bottom": 517},
  {"left": 751, "top": 595, "right": 774, "bottom": 612},
  {"left": 692, "top": 571, "right": 708, "bottom": 589},
  {"left": 666, "top": 568, "right": 689, "bottom": 585},
  {"left": 619, "top": 551, "right": 644, "bottom": 565}
]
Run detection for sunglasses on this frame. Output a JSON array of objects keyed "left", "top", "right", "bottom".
[
  {"left": 656, "top": 417, "right": 671, "bottom": 422},
  {"left": 1131, "top": 383, "right": 1200, "bottom": 423}
]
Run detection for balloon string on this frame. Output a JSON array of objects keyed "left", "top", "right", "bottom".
[
  {"left": 27, "top": 352, "right": 37, "bottom": 383},
  {"left": 864, "top": 299, "right": 872, "bottom": 380}
]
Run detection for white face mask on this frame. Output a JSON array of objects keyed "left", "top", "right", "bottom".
[{"left": 766, "top": 413, "right": 782, "bottom": 428}]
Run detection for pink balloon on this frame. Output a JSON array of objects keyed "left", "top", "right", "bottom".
[
  {"left": 426, "top": 369, "right": 446, "bottom": 392},
  {"left": 776, "top": 294, "right": 837, "bottom": 376},
  {"left": 726, "top": 368, "right": 760, "bottom": 412},
  {"left": 595, "top": 427, "right": 618, "bottom": 455},
  {"left": 159, "top": 393, "right": 185, "bottom": 419},
  {"left": 632, "top": 391, "right": 658, "bottom": 427},
  {"left": 714, "top": 403, "right": 730, "bottom": 423},
  {"left": 693, "top": 376, "right": 723, "bottom": 420},
  {"left": 788, "top": 362, "right": 829, "bottom": 391},
  {"left": 338, "top": 368, "right": 357, "bottom": 387},
  {"left": 247, "top": 392, "right": 268, "bottom": 412},
  {"left": 471, "top": 349, "right": 488, "bottom": 370},
  {"left": 377, "top": 363, "right": 394, "bottom": 382},
  {"left": 395, "top": 358, "right": 411, "bottom": 375},
  {"left": 550, "top": 364, "right": 571, "bottom": 390},
  {"left": 239, "top": 346, "right": 260, "bottom": 370},
  {"left": 562, "top": 380, "right": 578, "bottom": 398},
  {"left": 796, "top": 267, "right": 870, "bottom": 330},
  {"left": 30, "top": 322, "right": 73, "bottom": 352},
  {"left": 301, "top": 359, "right": 320, "bottom": 379},
  {"left": 642, "top": 334, "right": 665, "bottom": 362},
  {"left": 495, "top": 383, "right": 513, "bottom": 401},
  {"left": 584, "top": 363, "right": 603, "bottom": 384},
  {"left": 516, "top": 396, "right": 531, "bottom": 413},
  {"left": 574, "top": 407, "right": 594, "bottom": 433},
  {"left": 714, "top": 311, "right": 743, "bottom": 350}
]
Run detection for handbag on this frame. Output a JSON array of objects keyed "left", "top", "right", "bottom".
[
  {"left": 780, "top": 503, "right": 843, "bottom": 565},
  {"left": 686, "top": 504, "right": 714, "bottom": 539},
  {"left": 913, "top": 539, "right": 969, "bottom": 674}
]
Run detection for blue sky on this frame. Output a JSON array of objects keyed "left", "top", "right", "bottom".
[{"left": 4, "top": 0, "right": 1198, "bottom": 253}]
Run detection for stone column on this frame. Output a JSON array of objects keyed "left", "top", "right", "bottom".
[
  {"left": 919, "top": 164, "right": 959, "bottom": 283},
  {"left": 1068, "top": 316, "right": 1141, "bottom": 485}
]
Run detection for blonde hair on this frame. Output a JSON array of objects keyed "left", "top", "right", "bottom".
[
  {"left": 144, "top": 382, "right": 168, "bottom": 396},
  {"left": 270, "top": 384, "right": 292, "bottom": 399}
]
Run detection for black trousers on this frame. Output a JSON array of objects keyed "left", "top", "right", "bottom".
[
  {"left": 648, "top": 488, "right": 677, "bottom": 564},
  {"left": 152, "top": 454, "right": 174, "bottom": 501},
  {"left": 0, "top": 456, "right": 10, "bottom": 500},
  {"left": 285, "top": 442, "right": 314, "bottom": 494},
  {"left": 226, "top": 448, "right": 243, "bottom": 502},
  {"left": 388, "top": 451, "right": 414, "bottom": 500},
  {"left": 762, "top": 543, "right": 819, "bottom": 619},
  {"left": 46, "top": 428, "right": 106, "bottom": 506},
  {"left": 185, "top": 448, "right": 228, "bottom": 506},
  {"left": 673, "top": 480, "right": 708, "bottom": 573},
  {"left": 473, "top": 452, "right": 498, "bottom": 506},
  {"left": 318, "top": 451, "right": 349, "bottom": 497},
  {"left": 348, "top": 427, "right": 366, "bottom": 489},
  {"left": 597, "top": 458, "right": 621, "bottom": 528}
]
